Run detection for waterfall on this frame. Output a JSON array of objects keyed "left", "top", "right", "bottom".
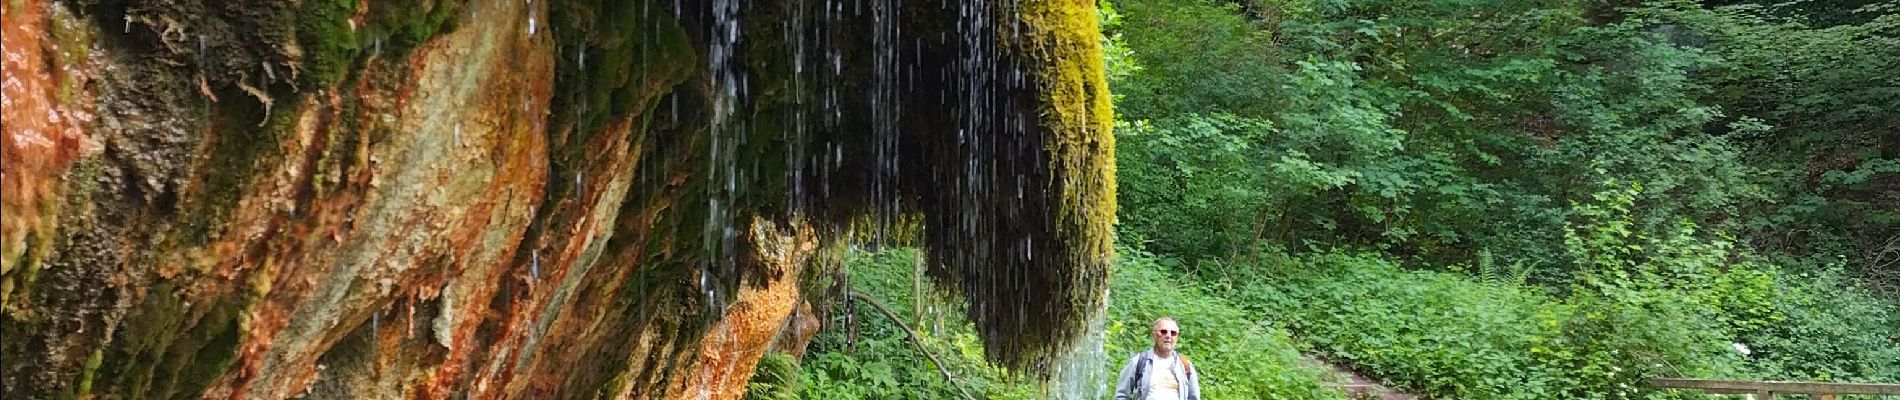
[
  {"left": 1050, "top": 286, "right": 1111, "bottom": 400},
  {"left": 705, "top": 0, "right": 744, "bottom": 315}
]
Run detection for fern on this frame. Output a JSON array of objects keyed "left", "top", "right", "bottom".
[{"left": 744, "top": 353, "right": 799, "bottom": 400}]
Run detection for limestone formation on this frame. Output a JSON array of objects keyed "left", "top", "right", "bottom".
[{"left": 0, "top": 0, "right": 1114, "bottom": 398}]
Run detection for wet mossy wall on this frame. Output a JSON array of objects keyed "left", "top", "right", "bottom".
[{"left": 0, "top": 0, "right": 1114, "bottom": 398}]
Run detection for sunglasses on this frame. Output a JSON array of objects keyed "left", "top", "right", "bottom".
[{"left": 1154, "top": 329, "right": 1179, "bottom": 336}]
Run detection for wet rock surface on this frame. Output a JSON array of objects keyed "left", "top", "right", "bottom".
[{"left": 1, "top": 0, "right": 1114, "bottom": 398}]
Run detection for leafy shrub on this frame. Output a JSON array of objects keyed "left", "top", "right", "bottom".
[
  {"left": 1237, "top": 251, "right": 1732, "bottom": 399},
  {"left": 1104, "top": 0, "right": 1900, "bottom": 397},
  {"left": 1115, "top": 115, "right": 1276, "bottom": 260},
  {"left": 1565, "top": 181, "right": 1900, "bottom": 384},
  {"left": 1212, "top": 182, "right": 1900, "bottom": 399},
  {"left": 1739, "top": 267, "right": 1900, "bottom": 382},
  {"left": 797, "top": 246, "right": 1348, "bottom": 399},
  {"left": 796, "top": 248, "right": 1036, "bottom": 399},
  {"left": 746, "top": 352, "right": 800, "bottom": 400}
]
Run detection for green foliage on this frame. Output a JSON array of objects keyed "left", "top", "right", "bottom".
[
  {"left": 798, "top": 247, "right": 1347, "bottom": 399},
  {"left": 1106, "top": 246, "right": 1346, "bottom": 399},
  {"left": 797, "top": 249, "right": 1037, "bottom": 400},
  {"left": 1110, "top": 0, "right": 1782, "bottom": 277},
  {"left": 1200, "top": 183, "right": 1899, "bottom": 399},
  {"left": 1736, "top": 267, "right": 1900, "bottom": 382},
  {"left": 1109, "top": 0, "right": 1281, "bottom": 118},
  {"left": 1106, "top": 0, "right": 1899, "bottom": 397},
  {"left": 1561, "top": 181, "right": 1900, "bottom": 384},
  {"left": 745, "top": 352, "right": 800, "bottom": 400},
  {"left": 296, "top": 0, "right": 463, "bottom": 87},
  {"left": 1637, "top": 1, "right": 1900, "bottom": 295},
  {"left": 1235, "top": 250, "right": 1736, "bottom": 399},
  {"left": 1097, "top": 0, "right": 1142, "bottom": 90},
  {"left": 296, "top": 0, "right": 360, "bottom": 87},
  {"left": 1115, "top": 115, "right": 1276, "bottom": 259}
]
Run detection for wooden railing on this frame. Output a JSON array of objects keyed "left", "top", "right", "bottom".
[{"left": 1653, "top": 378, "right": 1900, "bottom": 399}]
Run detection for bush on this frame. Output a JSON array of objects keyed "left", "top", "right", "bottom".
[
  {"left": 1209, "top": 184, "right": 1900, "bottom": 399},
  {"left": 746, "top": 352, "right": 800, "bottom": 400},
  {"left": 796, "top": 248, "right": 1037, "bottom": 399},
  {"left": 1564, "top": 181, "right": 1900, "bottom": 384},
  {"left": 1739, "top": 267, "right": 1900, "bottom": 382},
  {"left": 1235, "top": 252, "right": 1732, "bottom": 399},
  {"left": 797, "top": 246, "right": 1346, "bottom": 399}
]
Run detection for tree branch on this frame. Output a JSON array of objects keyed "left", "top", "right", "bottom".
[{"left": 848, "top": 290, "right": 978, "bottom": 400}]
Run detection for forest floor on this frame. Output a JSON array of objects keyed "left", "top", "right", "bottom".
[{"left": 1303, "top": 354, "right": 1418, "bottom": 400}]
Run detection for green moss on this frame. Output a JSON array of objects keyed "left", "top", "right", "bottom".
[
  {"left": 94, "top": 282, "right": 247, "bottom": 399},
  {"left": 178, "top": 94, "right": 293, "bottom": 245},
  {"left": 1, "top": 230, "right": 46, "bottom": 314},
  {"left": 297, "top": 0, "right": 463, "bottom": 88},
  {"left": 743, "top": 352, "right": 799, "bottom": 400},
  {"left": 359, "top": 0, "right": 464, "bottom": 57},
  {"left": 738, "top": 109, "right": 791, "bottom": 218},
  {"left": 74, "top": 348, "right": 104, "bottom": 398},
  {"left": 737, "top": 4, "right": 804, "bottom": 105},
  {"left": 890, "top": 0, "right": 1119, "bottom": 373},
  {"left": 174, "top": 319, "right": 242, "bottom": 396},
  {"left": 295, "top": 0, "right": 361, "bottom": 88},
  {"left": 4, "top": 157, "right": 107, "bottom": 314},
  {"left": 48, "top": 4, "right": 95, "bottom": 104},
  {"left": 549, "top": 0, "right": 697, "bottom": 144},
  {"left": 309, "top": 96, "right": 364, "bottom": 197}
]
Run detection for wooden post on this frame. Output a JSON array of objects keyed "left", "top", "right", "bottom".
[
  {"left": 912, "top": 250, "right": 925, "bottom": 327},
  {"left": 1816, "top": 394, "right": 1835, "bottom": 400}
]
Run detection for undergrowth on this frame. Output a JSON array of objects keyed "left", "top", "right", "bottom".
[
  {"left": 793, "top": 246, "right": 1348, "bottom": 399},
  {"left": 1105, "top": 246, "right": 1347, "bottom": 399}
]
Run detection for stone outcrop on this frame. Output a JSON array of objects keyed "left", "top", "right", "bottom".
[{"left": 0, "top": 0, "right": 1114, "bottom": 398}]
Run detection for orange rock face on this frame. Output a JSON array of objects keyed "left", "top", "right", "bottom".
[
  {"left": 1, "top": 0, "right": 94, "bottom": 304},
  {"left": 192, "top": 1, "right": 556, "bottom": 397},
  {"left": 770, "top": 300, "right": 822, "bottom": 358},
  {"left": 661, "top": 219, "right": 815, "bottom": 400}
]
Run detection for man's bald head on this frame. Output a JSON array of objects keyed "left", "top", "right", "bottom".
[{"left": 1151, "top": 317, "right": 1180, "bottom": 356}]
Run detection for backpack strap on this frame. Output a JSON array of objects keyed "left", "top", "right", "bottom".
[
  {"left": 1130, "top": 352, "right": 1152, "bottom": 388},
  {"left": 1181, "top": 354, "right": 1195, "bottom": 379}
]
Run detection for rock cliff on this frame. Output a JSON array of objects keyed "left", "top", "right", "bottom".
[{"left": 0, "top": 0, "right": 1114, "bottom": 398}]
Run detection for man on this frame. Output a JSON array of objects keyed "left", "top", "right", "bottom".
[{"left": 1114, "top": 317, "right": 1202, "bottom": 400}]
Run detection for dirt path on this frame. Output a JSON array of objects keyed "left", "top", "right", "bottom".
[{"left": 1302, "top": 354, "right": 1418, "bottom": 400}]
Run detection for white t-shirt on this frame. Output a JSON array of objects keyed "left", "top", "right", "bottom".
[{"left": 1145, "top": 354, "right": 1183, "bottom": 400}]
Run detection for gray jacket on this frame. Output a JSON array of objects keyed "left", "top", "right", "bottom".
[{"left": 1113, "top": 349, "right": 1202, "bottom": 400}]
